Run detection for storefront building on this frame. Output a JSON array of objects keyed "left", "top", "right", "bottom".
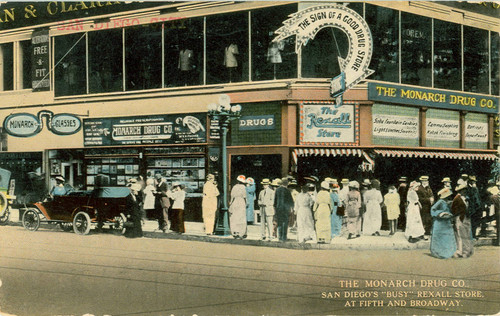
[{"left": 0, "top": 1, "right": 498, "bottom": 219}]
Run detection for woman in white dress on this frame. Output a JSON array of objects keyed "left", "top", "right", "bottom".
[
  {"left": 362, "top": 179, "right": 384, "bottom": 236},
  {"left": 405, "top": 181, "right": 426, "bottom": 243},
  {"left": 294, "top": 185, "right": 316, "bottom": 243},
  {"left": 229, "top": 175, "right": 247, "bottom": 239}
]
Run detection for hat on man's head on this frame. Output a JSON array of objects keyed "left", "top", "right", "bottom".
[
  {"left": 438, "top": 187, "right": 453, "bottom": 199},
  {"left": 455, "top": 183, "right": 467, "bottom": 192},
  {"left": 341, "top": 178, "right": 349, "bottom": 184},
  {"left": 271, "top": 178, "right": 282, "bottom": 186},
  {"left": 55, "top": 176, "right": 65, "bottom": 182},
  {"left": 304, "top": 175, "right": 319, "bottom": 183},
  {"left": 128, "top": 178, "right": 137, "bottom": 184},
  {"left": 261, "top": 178, "right": 271, "bottom": 185},
  {"left": 419, "top": 175, "right": 429, "bottom": 181},
  {"left": 236, "top": 175, "right": 246, "bottom": 183},
  {"left": 461, "top": 174, "right": 468, "bottom": 179},
  {"left": 399, "top": 176, "right": 407, "bottom": 182},
  {"left": 362, "top": 179, "right": 371, "bottom": 186},
  {"left": 468, "top": 175, "right": 477, "bottom": 182},
  {"left": 441, "top": 177, "right": 451, "bottom": 183},
  {"left": 348, "top": 181, "right": 359, "bottom": 189}
]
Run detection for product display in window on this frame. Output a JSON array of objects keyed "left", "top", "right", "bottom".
[{"left": 267, "top": 41, "right": 284, "bottom": 79}]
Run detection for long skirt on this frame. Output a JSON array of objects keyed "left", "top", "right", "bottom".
[
  {"left": 170, "top": 208, "right": 185, "bottom": 233},
  {"left": 405, "top": 204, "right": 425, "bottom": 239},
  {"left": 331, "top": 212, "right": 342, "bottom": 238},
  {"left": 454, "top": 216, "right": 474, "bottom": 258},
  {"left": 229, "top": 198, "right": 247, "bottom": 237},
  {"left": 430, "top": 217, "right": 457, "bottom": 259},
  {"left": 296, "top": 206, "right": 315, "bottom": 242},
  {"left": 362, "top": 201, "right": 382, "bottom": 235},
  {"left": 315, "top": 209, "right": 331, "bottom": 243}
]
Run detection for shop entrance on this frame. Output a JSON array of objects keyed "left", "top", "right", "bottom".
[{"left": 231, "top": 154, "right": 282, "bottom": 187}]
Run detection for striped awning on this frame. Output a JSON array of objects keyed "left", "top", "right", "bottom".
[
  {"left": 292, "top": 148, "right": 366, "bottom": 165},
  {"left": 374, "top": 149, "right": 498, "bottom": 161}
]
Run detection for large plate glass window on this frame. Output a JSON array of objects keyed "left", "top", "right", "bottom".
[
  {"left": 251, "top": 4, "right": 297, "bottom": 81},
  {"left": 433, "top": 19, "right": 461, "bottom": 91},
  {"left": 464, "top": 26, "right": 489, "bottom": 94},
  {"left": 20, "top": 40, "right": 32, "bottom": 89},
  {"left": 54, "top": 33, "right": 86, "bottom": 96},
  {"left": 88, "top": 29, "right": 123, "bottom": 93},
  {"left": 301, "top": 27, "right": 348, "bottom": 79},
  {"left": 401, "top": 12, "right": 431, "bottom": 87},
  {"left": 0, "top": 43, "right": 13, "bottom": 91},
  {"left": 207, "top": 11, "right": 249, "bottom": 84},
  {"left": 365, "top": 4, "right": 399, "bottom": 83},
  {"left": 164, "top": 17, "right": 203, "bottom": 87},
  {"left": 125, "top": 24, "right": 162, "bottom": 91},
  {"left": 490, "top": 31, "right": 499, "bottom": 96}
]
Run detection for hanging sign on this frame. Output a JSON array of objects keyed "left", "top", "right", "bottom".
[
  {"left": 3, "top": 111, "right": 81, "bottom": 137},
  {"left": 83, "top": 113, "right": 206, "bottom": 146},
  {"left": 300, "top": 102, "right": 359, "bottom": 146},
  {"left": 273, "top": 4, "right": 374, "bottom": 91},
  {"left": 31, "top": 29, "right": 50, "bottom": 91}
]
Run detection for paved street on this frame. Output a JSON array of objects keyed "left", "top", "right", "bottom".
[{"left": 0, "top": 225, "right": 499, "bottom": 316}]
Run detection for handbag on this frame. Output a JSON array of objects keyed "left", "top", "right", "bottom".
[{"left": 337, "top": 205, "right": 345, "bottom": 216}]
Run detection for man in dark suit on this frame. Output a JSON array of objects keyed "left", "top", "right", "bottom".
[
  {"left": 273, "top": 178, "right": 294, "bottom": 242},
  {"left": 417, "top": 175, "right": 434, "bottom": 236},
  {"left": 155, "top": 173, "right": 171, "bottom": 233}
]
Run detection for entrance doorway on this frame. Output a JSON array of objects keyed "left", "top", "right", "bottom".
[{"left": 231, "top": 154, "right": 282, "bottom": 187}]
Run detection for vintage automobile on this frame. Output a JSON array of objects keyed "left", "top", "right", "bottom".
[
  {"left": 0, "top": 168, "right": 16, "bottom": 225},
  {"left": 21, "top": 185, "right": 131, "bottom": 235}
]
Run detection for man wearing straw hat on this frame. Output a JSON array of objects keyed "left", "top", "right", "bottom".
[{"left": 257, "top": 178, "right": 275, "bottom": 241}]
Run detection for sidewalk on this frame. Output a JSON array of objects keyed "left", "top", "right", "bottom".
[{"left": 7, "top": 209, "right": 497, "bottom": 250}]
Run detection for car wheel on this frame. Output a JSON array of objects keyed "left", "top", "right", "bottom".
[
  {"left": 73, "top": 211, "right": 91, "bottom": 235},
  {"left": 113, "top": 213, "right": 127, "bottom": 235},
  {"left": 0, "top": 208, "right": 9, "bottom": 225},
  {"left": 22, "top": 208, "right": 40, "bottom": 231}
]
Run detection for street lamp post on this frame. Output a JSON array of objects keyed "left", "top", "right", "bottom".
[{"left": 207, "top": 95, "right": 241, "bottom": 235}]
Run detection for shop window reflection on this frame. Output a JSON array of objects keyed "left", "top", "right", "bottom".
[
  {"left": 88, "top": 29, "right": 123, "bottom": 93},
  {"left": 301, "top": 27, "right": 347, "bottom": 79},
  {"left": 164, "top": 18, "right": 203, "bottom": 87},
  {"left": 207, "top": 12, "right": 248, "bottom": 84},
  {"left": 125, "top": 24, "right": 162, "bottom": 91},
  {"left": 366, "top": 4, "right": 399, "bottom": 83},
  {"left": 54, "top": 33, "right": 86, "bottom": 96},
  {"left": 464, "top": 26, "right": 489, "bottom": 94},
  {"left": 401, "top": 12, "right": 431, "bottom": 87},
  {"left": 251, "top": 4, "right": 297, "bottom": 81},
  {"left": 491, "top": 32, "right": 499, "bottom": 96},
  {"left": 433, "top": 20, "right": 461, "bottom": 91}
]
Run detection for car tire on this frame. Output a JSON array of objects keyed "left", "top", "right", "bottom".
[
  {"left": 73, "top": 211, "right": 91, "bottom": 235},
  {"left": 22, "top": 208, "right": 40, "bottom": 231}
]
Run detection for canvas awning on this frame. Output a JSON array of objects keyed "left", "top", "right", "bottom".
[{"left": 373, "top": 149, "right": 498, "bottom": 161}]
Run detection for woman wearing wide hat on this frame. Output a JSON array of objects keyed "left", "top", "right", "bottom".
[
  {"left": 229, "top": 175, "right": 247, "bottom": 239},
  {"left": 430, "top": 188, "right": 456, "bottom": 259},
  {"left": 167, "top": 182, "right": 186, "bottom": 234}
]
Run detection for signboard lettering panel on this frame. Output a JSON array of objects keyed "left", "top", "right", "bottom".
[
  {"left": 300, "top": 102, "right": 358, "bottom": 146},
  {"left": 83, "top": 113, "right": 206, "bottom": 146},
  {"left": 31, "top": 29, "right": 50, "bottom": 91}
]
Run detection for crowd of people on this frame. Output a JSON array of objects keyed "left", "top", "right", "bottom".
[
  {"left": 51, "top": 170, "right": 498, "bottom": 255},
  {"left": 226, "top": 173, "right": 499, "bottom": 259}
]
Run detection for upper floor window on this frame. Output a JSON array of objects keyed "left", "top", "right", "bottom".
[
  {"left": 0, "top": 43, "right": 13, "bottom": 91},
  {"left": 464, "top": 26, "right": 489, "bottom": 94},
  {"left": 54, "top": 33, "right": 86, "bottom": 96},
  {"left": 434, "top": 19, "right": 461, "bottom": 91},
  {"left": 491, "top": 32, "right": 499, "bottom": 95},
  {"left": 366, "top": 4, "right": 399, "bottom": 83},
  {"left": 89, "top": 29, "right": 123, "bottom": 93},
  {"left": 401, "top": 12, "right": 432, "bottom": 87}
]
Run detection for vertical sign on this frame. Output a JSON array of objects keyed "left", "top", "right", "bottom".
[{"left": 31, "top": 29, "right": 50, "bottom": 91}]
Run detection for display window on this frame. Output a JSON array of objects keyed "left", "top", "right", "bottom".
[
  {"left": 1, "top": 42, "right": 13, "bottom": 91},
  {"left": 86, "top": 157, "right": 140, "bottom": 189},
  {"left": 146, "top": 156, "right": 205, "bottom": 198},
  {"left": 20, "top": 40, "right": 32, "bottom": 89}
]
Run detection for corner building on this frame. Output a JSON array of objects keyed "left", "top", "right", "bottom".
[{"left": 0, "top": 1, "right": 498, "bottom": 221}]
